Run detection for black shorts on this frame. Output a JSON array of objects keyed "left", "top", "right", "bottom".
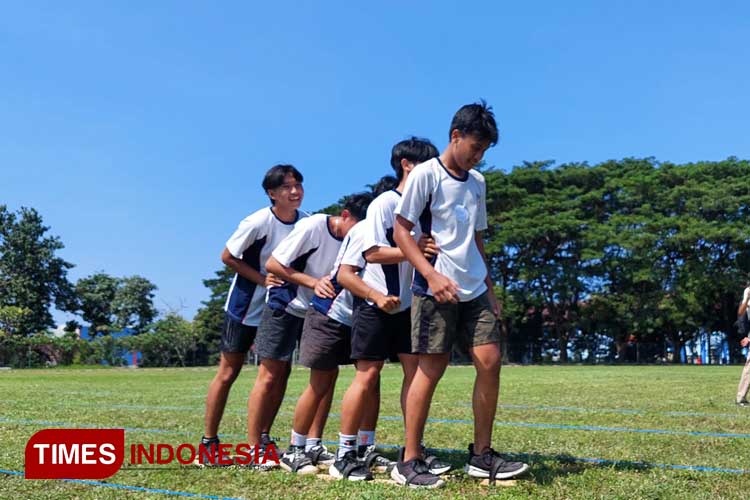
[
  {"left": 299, "top": 308, "right": 352, "bottom": 370},
  {"left": 254, "top": 306, "right": 305, "bottom": 362},
  {"left": 220, "top": 314, "right": 258, "bottom": 354},
  {"left": 350, "top": 300, "right": 412, "bottom": 361}
]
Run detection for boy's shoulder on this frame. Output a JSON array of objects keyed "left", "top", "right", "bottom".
[
  {"left": 238, "top": 206, "right": 273, "bottom": 226},
  {"left": 468, "top": 169, "right": 486, "bottom": 183}
]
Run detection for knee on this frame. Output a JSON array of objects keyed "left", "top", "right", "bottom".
[
  {"left": 256, "top": 365, "right": 287, "bottom": 392},
  {"left": 356, "top": 367, "right": 381, "bottom": 390},
  {"left": 216, "top": 366, "right": 241, "bottom": 386}
]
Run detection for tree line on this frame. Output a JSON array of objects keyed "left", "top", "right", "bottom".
[{"left": 2, "top": 156, "right": 749, "bottom": 367}]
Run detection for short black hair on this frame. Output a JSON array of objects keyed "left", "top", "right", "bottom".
[
  {"left": 262, "top": 164, "right": 303, "bottom": 204},
  {"left": 370, "top": 175, "right": 398, "bottom": 196},
  {"left": 390, "top": 137, "right": 439, "bottom": 181},
  {"left": 449, "top": 100, "right": 499, "bottom": 146},
  {"left": 342, "top": 192, "right": 372, "bottom": 221}
]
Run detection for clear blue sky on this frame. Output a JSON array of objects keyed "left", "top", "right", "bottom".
[{"left": 3, "top": 1, "right": 749, "bottom": 324}]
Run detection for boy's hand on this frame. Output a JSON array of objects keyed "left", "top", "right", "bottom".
[
  {"left": 314, "top": 277, "right": 336, "bottom": 299},
  {"left": 373, "top": 292, "right": 401, "bottom": 313},
  {"left": 265, "top": 273, "right": 284, "bottom": 288},
  {"left": 426, "top": 270, "right": 459, "bottom": 304},
  {"left": 741, "top": 337, "right": 749, "bottom": 348},
  {"left": 487, "top": 288, "right": 501, "bottom": 318},
  {"left": 417, "top": 235, "right": 439, "bottom": 259}
]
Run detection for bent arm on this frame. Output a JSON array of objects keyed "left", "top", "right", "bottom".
[
  {"left": 222, "top": 247, "right": 265, "bottom": 287},
  {"left": 265, "top": 255, "right": 317, "bottom": 290}
]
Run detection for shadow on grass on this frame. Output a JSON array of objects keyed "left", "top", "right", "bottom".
[{"left": 376, "top": 447, "right": 653, "bottom": 485}]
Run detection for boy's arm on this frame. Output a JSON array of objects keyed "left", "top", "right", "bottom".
[
  {"left": 394, "top": 215, "right": 458, "bottom": 303},
  {"left": 265, "top": 256, "right": 335, "bottom": 299},
  {"left": 337, "top": 264, "right": 400, "bottom": 312},
  {"left": 364, "top": 235, "right": 439, "bottom": 264},
  {"left": 221, "top": 247, "right": 267, "bottom": 287},
  {"left": 475, "top": 231, "right": 500, "bottom": 318},
  {"left": 738, "top": 287, "right": 750, "bottom": 317}
]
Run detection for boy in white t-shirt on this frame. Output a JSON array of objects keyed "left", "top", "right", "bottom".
[
  {"left": 736, "top": 285, "right": 750, "bottom": 406},
  {"left": 392, "top": 102, "right": 529, "bottom": 487},
  {"left": 199, "top": 164, "right": 305, "bottom": 465}
]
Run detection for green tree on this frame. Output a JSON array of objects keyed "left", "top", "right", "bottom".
[
  {"left": 0, "top": 206, "right": 76, "bottom": 335},
  {"left": 113, "top": 276, "right": 157, "bottom": 333},
  {"left": 193, "top": 266, "right": 233, "bottom": 363},
  {"left": 75, "top": 273, "right": 157, "bottom": 335}
]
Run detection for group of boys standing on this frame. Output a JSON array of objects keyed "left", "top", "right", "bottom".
[{"left": 199, "top": 102, "right": 529, "bottom": 488}]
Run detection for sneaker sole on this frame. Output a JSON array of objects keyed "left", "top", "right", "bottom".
[
  {"left": 328, "top": 463, "right": 370, "bottom": 481},
  {"left": 279, "top": 460, "right": 318, "bottom": 475},
  {"left": 464, "top": 463, "right": 529, "bottom": 480},
  {"left": 390, "top": 466, "right": 445, "bottom": 489},
  {"left": 429, "top": 465, "right": 452, "bottom": 475}
]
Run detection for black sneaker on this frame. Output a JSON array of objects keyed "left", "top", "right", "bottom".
[
  {"left": 254, "top": 440, "right": 280, "bottom": 470},
  {"left": 306, "top": 444, "right": 336, "bottom": 468},
  {"left": 280, "top": 445, "right": 318, "bottom": 474},
  {"left": 464, "top": 444, "right": 528, "bottom": 483},
  {"left": 421, "top": 445, "right": 452, "bottom": 475},
  {"left": 390, "top": 448, "right": 445, "bottom": 489},
  {"left": 737, "top": 399, "right": 750, "bottom": 407},
  {"left": 194, "top": 436, "right": 233, "bottom": 467},
  {"left": 358, "top": 444, "right": 396, "bottom": 473},
  {"left": 328, "top": 450, "right": 372, "bottom": 481}
]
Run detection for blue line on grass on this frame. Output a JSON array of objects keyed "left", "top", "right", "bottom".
[
  {"left": 462, "top": 403, "right": 742, "bottom": 419},
  {"left": 5, "top": 408, "right": 750, "bottom": 440},
  {"left": 0, "top": 469, "right": 241, "bottom": 499}
]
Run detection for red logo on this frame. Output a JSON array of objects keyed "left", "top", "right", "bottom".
[{"left": 25, "top": 429, "right": 125, "bottom": 479}]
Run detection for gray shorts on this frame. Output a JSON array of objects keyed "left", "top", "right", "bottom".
[
  {"left": 254, "top": 306, "right": 305, "bottom": 362},
  {"left": 411, "top": 292, "right": 500, "bottom": 354},
  {"left": 299, "top": 308, "right": 352, "bottom": 370},
  {"left": 219, "top": 314, "right": 258, "bottom": 354}
]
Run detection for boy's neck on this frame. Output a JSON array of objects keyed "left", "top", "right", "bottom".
[
  {"left": 327, "top": 216, "right": 343, "bottom": 239},
  {"left": 271, "top": 205, "right": 297, "bottom": 223},
  {"left": 439, "top": 150, "right": 466, "bottom": 178},
  {"left": 396, "top": 177, "right": 408, "bottom": 194}
]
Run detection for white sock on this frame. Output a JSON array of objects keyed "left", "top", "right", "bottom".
[
  {"left": 290, "top": 430, "right": 306, "bottom": 448},
  {"left": 358, "top": 430, "right": 376, "bottom": 447},
  {"left": 305, "top": 437, "right": 321, "bottom": 452},
  {"left": 337, "top": 433, "right": 357, "bottom": 459}
]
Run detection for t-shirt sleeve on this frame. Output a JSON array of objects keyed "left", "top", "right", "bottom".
[
  {"left": 744, "top": 287, "right": 750, "bottom": 304},
  {"left": 395, "top": 166, "right": 433, "bottom": 226},
  {"left": 225, "top": 215, "right": 261, "bottom": 259},
  {"left": 340, "top": 226, "right": 366, "bottom": 270},
  {"left": 364, "top": 199, "right": 394, "bottom": 250},
  {"left": 476, "top": 178, "right": 488, "bottom": 232},
  {"left": 272, "top": 218, "right": 318, "bottom": 267}
]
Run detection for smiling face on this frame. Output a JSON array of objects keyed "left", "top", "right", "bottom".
[
  {"left": 450, "top": 130, "right": 491, "bottom": 171},
  {"left": 268, "top": 173, "right": 304, "bottom": 210}
]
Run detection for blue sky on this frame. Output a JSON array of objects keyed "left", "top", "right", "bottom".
[{"left": 3, "top": 1, "right": 749, "bottom": 324}]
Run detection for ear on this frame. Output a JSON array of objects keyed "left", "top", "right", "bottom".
[
  {"left": 267, "top": 189, "right": 276, "bottom": 202},
  {"left": 400, "top": 158, "right": 413, "bottom": 171},
  {"left": 450, "top": 129, "right": 462, "bottom": 144},
  {"left": 340, "top": 209, "right": 351, "bottom": 219}
]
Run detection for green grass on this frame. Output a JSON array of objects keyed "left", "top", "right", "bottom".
[{"left": 1, "top": 364, "right": 748, "bottom": 499}]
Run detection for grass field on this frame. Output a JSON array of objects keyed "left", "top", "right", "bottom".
[{"left": 1, "top": 364, "right": 748, "bottom": 499}]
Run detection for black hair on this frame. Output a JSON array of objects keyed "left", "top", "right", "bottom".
[
  {"left": 390, "top": 137, "right": 439, "bottom": 181},
  {"left": 370, "top": 175, "right": 399, "bottom": 196},
  {"left": 342, "top": 191, "right": 372, "bottom": 221},
  {"left": 449, "top": 100, "right": 499, "bottom": 146},
  {"left": 262, "top": 164, "right": 303, "bottom": 205}
]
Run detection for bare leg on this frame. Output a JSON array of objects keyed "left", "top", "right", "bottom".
[
  {"left": 339, "top": 360, "right": 383, "bottom": 435},
  {"left": 203, "top": 352, "right": 246, "bottom": 438},
  {"left": 469, "top": 342, "right": 502, "bottom": 452},
  {"left": 247, "top": 359, "right": 290, "bottom": 445},
  {"left": 403, "top": 353, "right": 450, "bottom": 461}
]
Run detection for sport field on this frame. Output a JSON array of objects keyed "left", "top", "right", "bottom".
[{"left": 1, "top": 364, "right": 748, "bottom": 499}]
